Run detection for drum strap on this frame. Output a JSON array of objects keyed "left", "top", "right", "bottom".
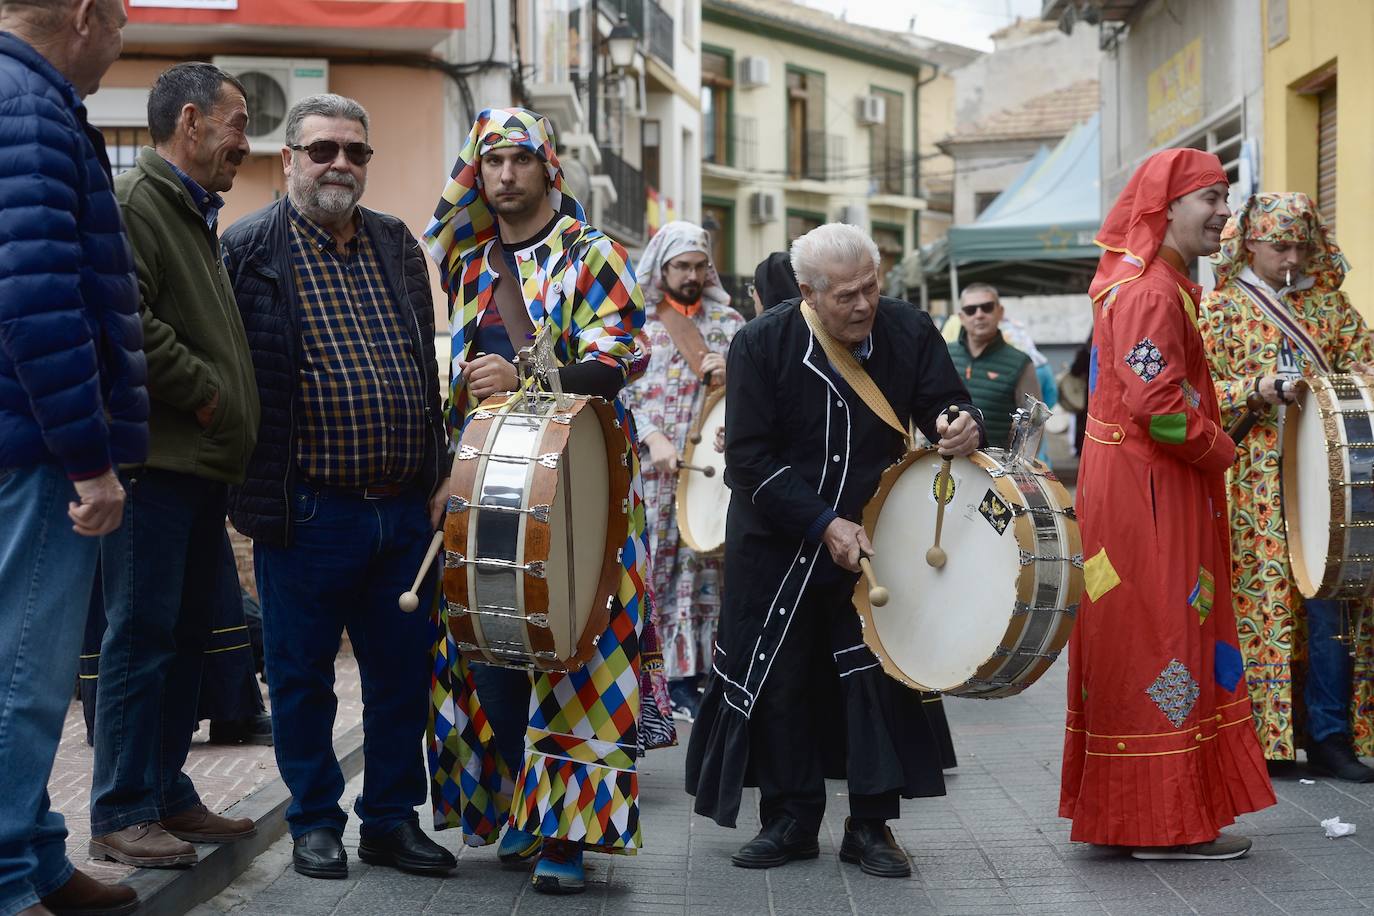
[
  {"left": 656, "top": 300, "right": 710, "bottom": 378},
  {"left": 1234, "top": 277, "right": 1332, "bottom": 374},
  {"left": 800, "top": 301, "right": 911, "bottom": 449},
  {"left": 487, "top": 238, "right": 539, "bottom": 354}
]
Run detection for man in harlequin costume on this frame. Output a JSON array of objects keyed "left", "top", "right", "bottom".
[
  {"left": 423, "top": 108, "right": 649, "bottom": 894},
  {"left": 1059, "top": 148, "right": 1276, "bottom": 859},
  {"left": 1200, "top": 192, "right": 1374, "bottom": 782}
]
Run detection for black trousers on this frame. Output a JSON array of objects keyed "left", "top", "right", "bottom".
[{"left": 747, "top": 579, "right": 928, "bottom": 835}]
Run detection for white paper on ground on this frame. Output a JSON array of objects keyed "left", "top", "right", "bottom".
[
  {"left": 1321, "top": 816, "right": 1357, "bottom": 838},
  {"left": 1300, "top": 778, "right": 1316, "bottom": 785}
]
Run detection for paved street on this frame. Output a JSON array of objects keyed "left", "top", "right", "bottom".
[{"left": 193, "top": 658, "right": 1374, "bottom": 915}]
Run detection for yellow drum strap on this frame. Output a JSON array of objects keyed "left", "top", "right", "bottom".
[{"left": 800, "top": 301, "right": 911, "bottom": 450}]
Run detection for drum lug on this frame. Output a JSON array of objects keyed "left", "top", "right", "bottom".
[
  {"left": 527, "top": 560, "right": 546, "bottom": 578},
  {"left": 621, "top": 452, "right": 630, "bottom": 467},
  {"left": 448, "top": 496, "right": 469, "bottom": 513},
  {"left": 444, "top": 602, "right": 467, "bottom": 617},
  {"left": 528, "top": 613, "right": 550, "bottom": 628},
  {"left": 444, "top": 549, "right": 464, "bottom": 568},
  {"left": 537, "top": 452, "right": 561, "bottom": 469},
  {"left": 534, "top": 650, "right": 559, "bottom": 660},
  {"left": 458, "top": 444, "right": 480, "bottom": 461},
  {"left": 550, "top": 414, "right": 572, "bottom": 425},
  {"left": 621, "top": 498, "right": 629, "bottom": 515},
  {"left": 472, "top": 410, "right": 494, "bottom": 420},
  {"left": 530, "top": 504, "right": 551, "bottom": 523},
  {"left": 456, "top": 641, "right": 481, "bottom": 652}
]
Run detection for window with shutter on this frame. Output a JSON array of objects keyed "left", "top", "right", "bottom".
[{"left": 1317, "top": 85, "right": 1337, "bottom": 231}]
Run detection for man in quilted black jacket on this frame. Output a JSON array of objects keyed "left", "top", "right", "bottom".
[{"left": 0, "top": 1, "right": 146, "bottom": 915}]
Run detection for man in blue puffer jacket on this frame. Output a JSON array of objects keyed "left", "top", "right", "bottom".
[{"left": 0, "top": 2, "right": 147, "bottom": 915}]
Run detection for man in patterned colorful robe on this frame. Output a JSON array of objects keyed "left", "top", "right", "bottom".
[
  {"left": 1200, "top": 192, "right": 1374, "bottom": 781},
  {"left": 423, "top": 108, "right": 648, "bottom": 894},
  {"left": 1059, "top": 149, "right": 1275, "bottom": 859},
  {"left": 622, "top": 221, "right": 743, "bottom": 721}
]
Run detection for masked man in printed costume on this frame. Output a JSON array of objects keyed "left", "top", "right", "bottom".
[
  {"left": 424, "top": 108, "right": 649, "bottom": 894},
  {"left": 1200, "top": 192, "right": 1374, "bottom": 782},
  {"left": 686, "top": 223, "right": 982, "bottom": 878},
  {"left": 1059, "top": 149, "right": 1276, "bottom": 860},
  {"left": 621, "top": 221, "right": 744, "bottom": 721}
]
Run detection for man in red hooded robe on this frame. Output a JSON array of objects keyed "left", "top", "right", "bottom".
[{"left": 1059, "top": 149, "right": 1276, "bottom": 859}]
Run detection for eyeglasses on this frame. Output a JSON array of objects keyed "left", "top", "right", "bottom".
[
  {"left": 961, "top": 302, "right": 996, "bottom": 316},
  {"left": 289, "top": 140, "right": 374, "bottom": 167},
  {"left": 665, "top": 260, "right": 709, "bottom": 276}
]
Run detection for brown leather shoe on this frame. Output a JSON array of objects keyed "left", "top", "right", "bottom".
[
  {"left": 90, "top": 823, "right": 197, "bottom": 868},
  {"left": 160, "top": 802, "right": 256, "bottom": 843},
  {"left": 40, "top": 868, "right": 138, "bottom": 915}
]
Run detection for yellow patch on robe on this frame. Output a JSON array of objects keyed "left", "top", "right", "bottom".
[{"left": 1084, "top": 548, "right": 1121, "bottom": 602}]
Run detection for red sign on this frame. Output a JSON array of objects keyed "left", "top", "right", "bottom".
[{"left": 130, "top": 0, "right": 465, "bottom": 31}]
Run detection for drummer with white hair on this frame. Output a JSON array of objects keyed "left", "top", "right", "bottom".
[
  {"left": 685, "top": 222, "right": 982, "bottom": 878},
  {"left": 622, "top": 221, "right": 744, "bottom": 722}
]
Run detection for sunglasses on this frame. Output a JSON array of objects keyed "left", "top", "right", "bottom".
[
  {"left": 289, "top": 140, "right": 374, "bottom": 167},
  {"left": 961, "top": 302, "right": 996, "bottom": 316}
]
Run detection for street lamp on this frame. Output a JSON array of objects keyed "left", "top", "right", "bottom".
[{"left": 608, "top": 14, "right": 638, "bottom": 71}]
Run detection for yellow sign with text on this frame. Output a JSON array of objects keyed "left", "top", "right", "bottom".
[{"left": 1147, "top": 38, "right": 1203, "bottom": 147}]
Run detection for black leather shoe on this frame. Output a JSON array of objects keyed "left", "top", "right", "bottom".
[
  {"left": 1307, "top": 735, "right": 1374, "bottom": 783},
  {"left": 293, "top": 828, "right": 347, "bottom": 879},
  {"left": 209, "top": 713, "right": 274, "bottom": 746},
  {"left": 358, "top": 821, "right": 457, "bottom": 876},
  {"left": 839, "top": 817, "right": 911, "bottom": 878},
  {"left": 730, "top": 816, "right": 819, "bottom": 869}
]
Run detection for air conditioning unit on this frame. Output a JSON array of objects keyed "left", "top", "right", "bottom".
[
  {"left": 212, "top": 56, "right": 329, "bottom": 154},
  {"left": 739, "top": 56, "right": 770, "bottom": 88},
  {"left": 749, "top": 191, "right": 777, "bottom": 224},
  {"left": 857, "top": 94, "right": 886, "bottom": 126}
]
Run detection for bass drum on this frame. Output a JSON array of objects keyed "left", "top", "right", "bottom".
[
  {"left": 1283, "top": 373, "right": 1374, "bottom": 599},
  {"left": 855, "top": 449, "right": 1082, "bottom": 698},
  {"left": 675, "top": 387, "right": 730, "bottom": 555},
  {"left": 442, "top": 393, "right": 630, "bottom": 672}
]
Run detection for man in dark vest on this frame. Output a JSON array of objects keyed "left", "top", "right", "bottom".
[{"left": 947, "top": 282, "right": 1041, "bottom": 450}]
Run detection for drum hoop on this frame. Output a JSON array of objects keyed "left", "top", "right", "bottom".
[
  {"left": 676, "top": 386, "right": 728, "bottom": 556},
  {"left": 443, "top": 407, "right": 496, "bottom": 657},
  {"left": 853, "top": 449, "right": 1081, "bottom": 697},
  {"left": 1282, "top": 376, "right": 1351, "bottom": 600}
]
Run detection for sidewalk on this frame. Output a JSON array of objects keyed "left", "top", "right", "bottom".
[
  {"left": 48, "top": 651, "right": 363, "bottom": 886},
  {"left": 192, "top": 658, "right": 1374, "bottom": 916}
]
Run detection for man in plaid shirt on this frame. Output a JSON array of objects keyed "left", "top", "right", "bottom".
[{"left": 222, "top": 94, "right": 452, "bottom": 880}]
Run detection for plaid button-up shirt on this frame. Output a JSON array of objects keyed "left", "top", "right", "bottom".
[{"left": 289, "top": 203, "right": 428, "bottom": 487}]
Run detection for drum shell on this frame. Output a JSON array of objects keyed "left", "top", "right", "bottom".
[
  {"left": 675, "top": 387, "right": 730, "bottom": 555},
  {"left": 853, "top": 449, "right": 1082, "bottom": 698},
  {"left": 443, "top": 394, "right": 630, "bottom": 672}
]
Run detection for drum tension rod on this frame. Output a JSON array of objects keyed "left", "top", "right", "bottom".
[
  {"left": 1332, "top": 480, "right": 1374, "bottom": 488},
  {"left": 1333, "top": 520, "right": 1374, "bottom": 529}
]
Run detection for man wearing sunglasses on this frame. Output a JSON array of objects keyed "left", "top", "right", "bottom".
[
  {"left": 221, "top": 94, "right": 452, "bottom": 881},
  {"left": 946, "top": 283, "right": 1041, "bottom": 450}
]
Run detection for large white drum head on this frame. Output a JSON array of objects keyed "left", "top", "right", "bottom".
[
  {"left": 678, "top": 395, "right": 730, "bottom": 554},
  {"left": 1287, "top": 384, "right": 1334, "bottom": 597},
  {"left": 868, "top": 453, "right": 1018, "bottom": 691},
  {"left": 544, "top": 408, "right": 610, "bottom": 659}
]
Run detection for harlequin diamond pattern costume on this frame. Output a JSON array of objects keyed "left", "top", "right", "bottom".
[
  {"left": 1058, "top": 149, "right": 1275, "bottom": 846},
  {"left": 423, "top": 107, "right": 648, "bottom": 853}
]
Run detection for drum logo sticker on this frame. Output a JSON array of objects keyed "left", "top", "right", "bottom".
[
  {"left": 977, "top": 489, "right": 1012, "bottom": 536},
  {"left": 931, "top": 469, "right": 956, "bottom": 505}
]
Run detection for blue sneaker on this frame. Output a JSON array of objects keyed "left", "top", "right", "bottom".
[
  {"left": 497, "top": 826, "right": 542, "bottom": 865},
  {"left": 531, "top": 840, "right": 585, "bottom": 894}
]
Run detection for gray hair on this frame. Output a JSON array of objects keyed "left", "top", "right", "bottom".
[
  {"left": 789, "top": 222, "right": 882, "bottom": 293},
  {"left": 284, "top": 93, "right": 369, "bottom": 146},
  {"left": 959, "top": 281, "right": 1000, "bottom": 304},
  {"left": 147, "top": 62, "right": 245, "bottom": 144}
]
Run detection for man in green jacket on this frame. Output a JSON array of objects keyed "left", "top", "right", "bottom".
[
  {"left": 88, "top": 62, "right": 261, "bottom": 869},
  {"left": 947, "top": 282, "right": 1041, "bottom": 450}
]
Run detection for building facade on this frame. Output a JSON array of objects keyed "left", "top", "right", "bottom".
[{"left": 699, "top": 0, "right": 944, "bottom": 297}]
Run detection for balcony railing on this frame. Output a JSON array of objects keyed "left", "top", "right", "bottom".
[
  {"left": 602, "top": 0, "right": 674, "bottom": 67},
  {"left": 601, "top": 149, "right": 647, "bottom": 243},
  {"left": 704, "top": 115, "right": 758, "bottom": 172}
]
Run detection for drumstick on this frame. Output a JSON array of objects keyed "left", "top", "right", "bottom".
[
  {"left": 859, "top": 556, "right": 889, "bottom": 608},
  {"left": 1225, "top": 390, "right": 1270, "bottom": 444},
  {"left": 926, "top": 406, "right": 961, "bottom": 569},
  {"left": 677, "top": 461, "right": 717, "bottom": 478},
  {"left": 398, "top": 530, "right": 446, "bottom": 612}
]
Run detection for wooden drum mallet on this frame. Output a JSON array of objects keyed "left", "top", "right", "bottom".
[
  {"left": 926, "top": 405, "right": 961, "bottom": 569},
  {"left": 860, "top": 555, "right": 889, "bottom": 608},
  {"left": 399, "top": 530, "right": 446, "bottom": 612}
]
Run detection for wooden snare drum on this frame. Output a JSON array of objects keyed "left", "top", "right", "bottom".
[
  {"left": 1283, "top": 373, "right": 1374, "bottom": 600},
  {"left": 854, "top": 449, "right": 1082, "bottom": 698},
  {"left": 443, "top": 392, "right": 630, "bottom": 672}
]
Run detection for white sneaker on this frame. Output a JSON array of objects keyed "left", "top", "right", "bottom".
[{"left": 1130, "top": 833, "right": 1252, "bottom": 861}]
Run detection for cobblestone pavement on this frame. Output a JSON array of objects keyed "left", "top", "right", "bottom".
[
  {"left": 50, "top": 651, "right": 363, "bottom": 884},
  {"left": 192, "top": 657, "right": 1374, "bottom": 916}
]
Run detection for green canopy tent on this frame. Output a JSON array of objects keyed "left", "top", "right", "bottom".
[{"left": 913, "top": 112, "right": 1102, "bottom": 302}]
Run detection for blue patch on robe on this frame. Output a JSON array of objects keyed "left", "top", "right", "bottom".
[
  {"left": 1088, "top": 346, "right": 1099, "bottom": 393},
  {"left": 1214, "top": 642, "right": 1243, "bottom": 693}
]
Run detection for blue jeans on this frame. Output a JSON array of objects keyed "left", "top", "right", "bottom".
[
  {"left": 256, "top": 483, "right": 435, "bottom": 840},
  {"left": 91, "top": 468, "right": 229, "bottom": 834},
  {"left": 0, "top": 464, "right": 100, "bottom": 916},
  {"left": 1305, "top": 598, "right": 1352, "bottom": 743}
]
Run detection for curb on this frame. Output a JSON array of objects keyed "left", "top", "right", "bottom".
[{"left": 119, "top": 722, "right": 366, "bottom": 916}]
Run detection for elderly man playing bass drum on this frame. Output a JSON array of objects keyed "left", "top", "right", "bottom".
[{"left": 686, "top": 222, "right": 982, "bottom": 879}]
